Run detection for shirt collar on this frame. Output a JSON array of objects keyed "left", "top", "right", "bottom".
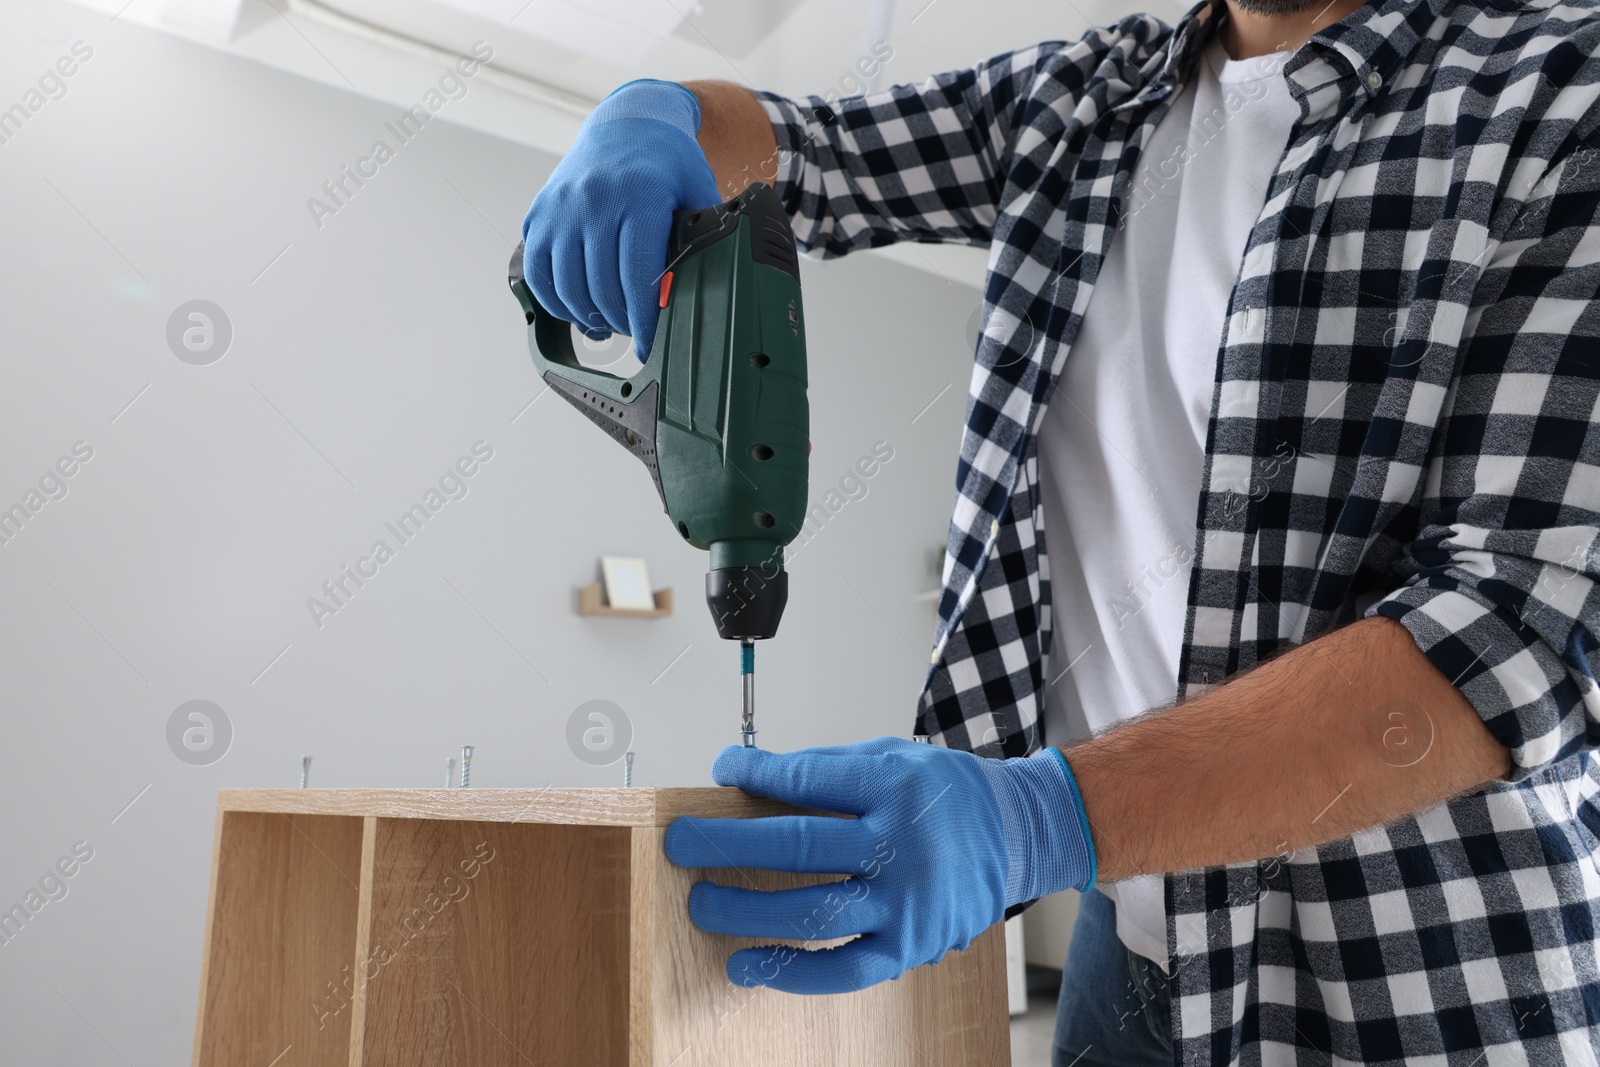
[
  {"left": 1149, "top": 0, "right": 1227, "bottom": 96},
  {"left": 1150, "top": 0, "right": 1462, "bottom": 115},
  {"left": 1284, "top": 0, "right": 1445, "bottom": 112}
]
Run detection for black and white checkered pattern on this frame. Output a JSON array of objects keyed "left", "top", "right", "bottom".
[{"left": 759, "top": 0, "right": 1600, "bottom": 1060}]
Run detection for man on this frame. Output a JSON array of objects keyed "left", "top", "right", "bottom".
[{"left": 521, "top": 0, "right": 1600, "bottom": 1060}]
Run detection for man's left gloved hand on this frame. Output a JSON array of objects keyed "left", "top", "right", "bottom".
[{"left": 662, "top": 737, "right": 1097, "bottom": 995}]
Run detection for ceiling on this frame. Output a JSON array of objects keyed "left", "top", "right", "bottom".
[
  {"left": 65, "top": 0, "right": 1157, "bottom": 282},
  {"left": 170, "top": 0, "right": 1148, "bottom": 103}
]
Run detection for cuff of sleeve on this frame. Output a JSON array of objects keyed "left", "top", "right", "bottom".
[
  {"left": 978, "top": 749, "right": 1097, "bottom": 907},
  {"left": 1370, "top": 585, "right": 1578, "bottom": 780},
  {"left": 749, "top": 90, "right": 809, "bottom": 214},
  {"left": 590, "top": 79, "right": 702, "bottom": 139}
]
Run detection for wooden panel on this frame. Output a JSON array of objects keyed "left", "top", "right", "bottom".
[
  {"left": 649, "top": 827, "right": 1010, "bottom": 1067},
  {"left": 345, "top": 818, "right": 378, "bottom": 1067},
  {"left": 629, "top": 827, "right": 657, "bottom": 1067},
  {"left": 193, "top": 811, "right": 364, "bottom": 1067},
  {"left": 352, "top": 818, "right": 633, "bottom": 1066},
  {"left": 221, "top": 788, "right": 658, "bottom": 826},
  {"left": 220, "top": 787, "right": 833, "bottom": 827},
  {"left": 195, "top": 789, "right": 1007, "bottom": 1067}
]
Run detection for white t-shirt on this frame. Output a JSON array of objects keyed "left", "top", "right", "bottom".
[{"left": 1036, "top": 38, "right": 1299, "bottom": 968}]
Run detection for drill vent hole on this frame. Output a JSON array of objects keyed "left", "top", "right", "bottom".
[
  {"left": 678, "top": 521, "right": 691, "bottom": 540},
  {"left": 620, "top": 382, "right": 632, "bottom": 397},
  {"left": 753, "top": 511, "right": 775, "bottom": 529},
  {"left": 625, "top": 429, "right": 637, "bottom": 446},
  {"left": 749, "top": 353, "right": 770, "bottom": 369},
  {"left": 750, "top": 444, "right": 774, "bottom": 461}
]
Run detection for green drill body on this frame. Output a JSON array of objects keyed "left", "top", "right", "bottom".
[{"left": 509, "top": 183, "right": 810, "bottom": 744}]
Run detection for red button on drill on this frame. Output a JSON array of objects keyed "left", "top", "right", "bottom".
[{"left": 658, "top": 271, "right": 674, "bottom": 308}]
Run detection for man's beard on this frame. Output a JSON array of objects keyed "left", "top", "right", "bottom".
[{"left": 1229, "top": 0, "right": 1335, "bottom": 16}]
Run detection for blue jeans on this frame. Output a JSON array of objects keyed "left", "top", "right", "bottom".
[{"left": 1052, "top": 887, "right": 1174, "bottom": 1067}]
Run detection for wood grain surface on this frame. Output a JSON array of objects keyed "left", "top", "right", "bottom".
[
  {"left": 350, "top": 818, "right": 633, "bottom": 1067},
  {"left": 629, "top": 826, "right": 658, "bottom": 1067},
  {"left": 648, "top": 826, "right": 1010, "bottom": 1066},
  {"left": 192, "top": 811, "right": 364, "bottom": 1067},
  {"left": 195, "top": 788, "right": 1009, "bottom": 1067},
  {"left": 221, "top": 787, "right": 835, "bottom": 827},
  {"left": 343, "top": 818, "right": 377, "bottom": 1067}
]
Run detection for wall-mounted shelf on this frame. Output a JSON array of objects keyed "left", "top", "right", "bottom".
[{"left": 578, "top": 582, "right": 673, "bottom": 618}]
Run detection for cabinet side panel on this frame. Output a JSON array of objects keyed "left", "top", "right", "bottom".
[
  {"left": 650, "top": 826, "right": 1011, "bottom": 1066},
  {"left": 195, "top": 811, "right": 365, "bottom": 1066},
  {"left": 354, "top": 819, "right": 632, "bottom": 1066},
  {"left": 192, "top": 805, "right": 225, "bottom": 1067}
]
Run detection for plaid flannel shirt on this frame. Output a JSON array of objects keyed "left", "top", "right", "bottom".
[{"left": 758, "top": 0, "right": 1600, "bottom": 1061}]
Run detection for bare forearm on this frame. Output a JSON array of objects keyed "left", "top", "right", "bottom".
[
  {"left": 1066, "top": 616, "right": 1512, "bottom": 880},
  {"left": 683, "top": 80, "right": 779, "bottom": 199}
]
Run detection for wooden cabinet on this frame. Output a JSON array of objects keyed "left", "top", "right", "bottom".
[{"left": 192, "top": 788, "right": 1009, "bottom": 1066}]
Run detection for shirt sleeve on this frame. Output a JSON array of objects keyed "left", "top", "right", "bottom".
[
  {"left": 750, "top": 42, "right": 1073, "bottom": 258},
  {"left": 1370, "top": 143, "right": 1600, "bottom": 779}
]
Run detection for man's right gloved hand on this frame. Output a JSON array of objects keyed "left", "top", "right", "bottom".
[{"left": 521, "top": 79, "right": 721, "bottom": 360}]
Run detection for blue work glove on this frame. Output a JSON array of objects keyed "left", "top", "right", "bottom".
[
  {"left": 663, "top": 737, "right": 1096, "bottom": 995},
  {"left": 521, "top": 79, "right": 720, "bottom": 359}
]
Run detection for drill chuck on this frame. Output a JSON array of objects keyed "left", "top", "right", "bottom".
[{"left": 705, "top": 566, "right": 788, "bottom": 641}]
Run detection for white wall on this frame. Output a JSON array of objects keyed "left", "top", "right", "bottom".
[{"left": 0, "top": 8, "right": 986, "bottom": 1062}]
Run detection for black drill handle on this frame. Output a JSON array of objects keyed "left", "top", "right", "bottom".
[{"left": 507, "top": 241, "right": 642, "bottom": 404}]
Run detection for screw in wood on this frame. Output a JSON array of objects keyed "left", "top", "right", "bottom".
[{"left": 460, "top": 745, "right": 474, "bottom": 788}]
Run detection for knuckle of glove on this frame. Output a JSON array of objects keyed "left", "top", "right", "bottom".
[
  {"left": 869, "top": 749, "right": 918, "bottom": 795},
  {"left": 531, "top": 173, "right": 591, "bottom": 216},
  {"left": 574, "top": 159, "right": 675, "bottom": 208},
  {"left": 791, "top": 829, "right": 832, "bottom": 873}
]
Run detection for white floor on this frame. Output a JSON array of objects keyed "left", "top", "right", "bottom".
[{"left": 1010, "top": 990, "right": 1060, "bottom": 1066}]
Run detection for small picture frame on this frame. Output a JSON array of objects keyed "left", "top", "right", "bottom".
[{"left": 600, "top": 556, "right": 655, "bottom": 611}]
